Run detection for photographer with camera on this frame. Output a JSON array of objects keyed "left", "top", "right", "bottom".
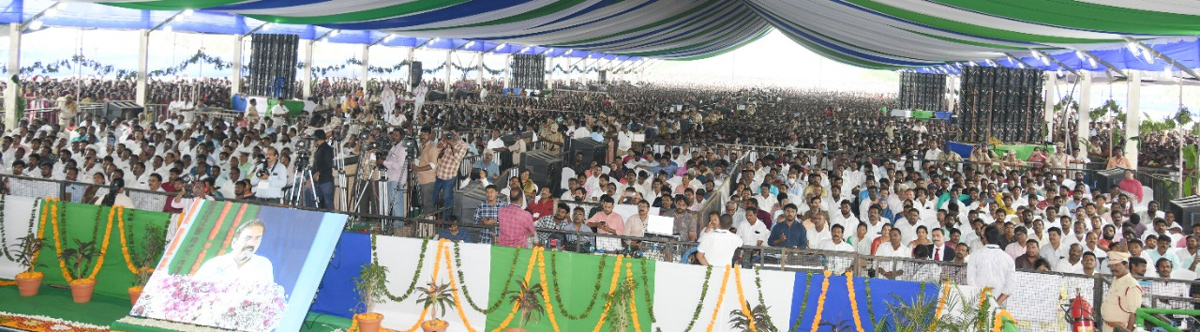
[
  {"left": 251, "top": 147, "right": 287, "bottom": 203},
  {"left": 311, "top": 130, "right": 335, "bottom": 210},
  {"left": 382, "top": 128, "right": 409, "bottom": 218}
]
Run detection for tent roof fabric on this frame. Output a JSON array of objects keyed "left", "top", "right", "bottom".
[{"left": 11, "top": 0, "right": 1200, "bottom": 69}]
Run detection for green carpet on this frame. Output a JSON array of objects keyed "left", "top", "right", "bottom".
[
  {"left": 0, "top": 285, "right": 132, "bottom": 326},
  {"left": 299, "top": 313, "right": 353, "bottom": 332}
]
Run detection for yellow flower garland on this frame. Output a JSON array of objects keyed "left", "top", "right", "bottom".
[
  {"left": 732, "top": 267, "right": 756, "bottom": 332},
  {"left": 534, "top": 248, "right": 561, "bottom": 332},
  {"left": 624, "top": 261, "right": 642, "bottom": 332},
  {"left": 492, "top": 247, "right": 543, "bottom": 332},
  {"left": 29, "top": 198, "right": 50, "bottom": 267},
  {"left": 705, "top": 265, "right": 732, "bottom": 332},
  {"left": 590, "top": 255, "right": 625, "bottom": 332},
  {"left": 116, "top": 206, "right": 140, "bottom": 275},
  {"left": 844, "top": 272, "right": 865, "bottom": 332},
  {"left": 46, "top": 200, "right": 116, "bottom": 283},
  {"left": 809, "top": 271, "right": 832, "bottom": 332},
  {"left": 85, "top": 206, "right": 117, "bottom": 280},
  {"left": 992, "top": 309, "right": 1014, "bottom": 332},
  {"left": 438, "top": 240, "right": 479, "bottom": 332},
  {"left": 930, "top": 281, "right": 950, "bottom": 331}
]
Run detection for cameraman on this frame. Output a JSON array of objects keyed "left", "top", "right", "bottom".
[
  {"left": 311, "top": 130, "right": 335, "bottom": 210},
  {"left": 381, "top": 128, "right": 408, "bottom": 218},
  {"left": 251, "top": 147, "right": 287, "bottom": 203}
]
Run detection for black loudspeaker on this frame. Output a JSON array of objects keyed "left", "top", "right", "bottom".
[
  {"left": 599, "top": 70, "right": 608, "bottom": 84},
  {"left": 520, "top": 149, "right": 563, "bottom": 192},
  {"left": 1169, "top": 195, "right": 1200, "bottom": 232},
  {"left": 410, "top": 61, "right": 423, "bottom": 88},
  {"left": 511, "top": 54, "right": 545, "bottom": 90},
  {"left": 454, "top": 182, "right": 487, "bottom": 222},
  {"left": 899, "top": 72, "right": 946, "bottom": 112},
  {"left": 102, "top": 101, "right": 142, "bottom": 121},
  {"left": 1093, "top": 168, "right": 1127, "bottom": 193},
  {"left": 427, "top": 91, "right": 447, "bottom": 102},
  {"left": 248, "top": 34, "right": 300, "bottom": 98},
  {"left": 569, "top": 138, "right": 606, "bottom": 169}
]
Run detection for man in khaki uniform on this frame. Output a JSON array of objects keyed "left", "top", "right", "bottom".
[{"left": 1101, "top": 251, "right": 1142, "bottom": 332}]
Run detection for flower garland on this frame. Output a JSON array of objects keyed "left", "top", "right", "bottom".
[
  {"left": 117, "top": 206, "right": 141, "bottom": 274},
  {"left": 844, "top": 272, "right": 865, "bottom": 332},
  {"left": 704, "top": 265, "right": 732, "bottom": 332},
  {"left": 752, "top": 268, "right": 774, "bottom": 327},
  {"left": 48, "top": 199, "right": 115, "bottom": 283},
  {"left": 863, "top": 278, "right": 876, "bottom": 324},
  {"left": 490, "top": 247, "right": 542, "bottom": 332},
  {"left": 48, "top": 200, "right": 72, "bottom": 281},
  {"left": 638, "top": 259, "right": 658, "bottom": 324},
  {"left": 625, "top": 262, "right": 643, "bottom": 332},
  {"left": 787, "top": 273, "right": 813, "bottom": 332},
  {"left": 547, "top": 250, "right": 607, "bottom": 319},
  {"left": 455, "top": 241, "right": 522, "bottom": 314},
  {"left": 0, "top": 194, "right": 8, "bottom": 262},
  {"left": 931, "top": 281, "right": 951, "bottom": 331},
  {"left": 374, "top": 235, "right": 430, "bottom": 303},
  {"left": 667, "top": 265, "right": 713, "bottom": 332},
  {"left": 437, "top": 240, "right": 479, "bottom": 332},
  {"left": 992, "top": 309, "right": 1014, "bottom": 332},
  {"left": 590, "top": 255, "right": 625, "bottom": 332},
  {"left": 732, "top": 267, "right": 756, "bottom": 332},
  {"left": 808, "top": 271, "right": 832, "bottom": 332},
  {"left": 29, "top": 198, "right": 51, "bottom": 268},
  {"left": 534, "top": 248, "right": 562, "bottom": 332},
  {"left": 83, "top": 206, "right": 117, "bottom": 281}
]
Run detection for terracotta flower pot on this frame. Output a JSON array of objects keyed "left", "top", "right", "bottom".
[
  {"left": 128, "top": 287, "right": 143, "bottom": 306},
  {"left": 15, "top": 272, "right": 43, "bottom": 297},
  {"left": 69, "top": 279, "right": 96, "bottom": 303},
  {"left": 421, "top": 319, "right": 449, "bottom": 332},
  {"left": 355, "top": 313, "right": 384, "bottom": 332}
]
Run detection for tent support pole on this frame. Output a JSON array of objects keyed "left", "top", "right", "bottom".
[
  {"left": 1044, "top": 72, "right": 1056, "bottom": 142},
  {"left": 4, "top": 23, "right": 21, "bottom": 129},
  {"left": 476, "top": 52, "right": 484, "bottom": 84},
  {"left": 361, "top": 44, "right": 370, "bottom": 95},
  {"left": 1125, "top": 70, "right": 1141, "bottom": 169},
  {"left": 231, "top": 36, "right": 243, "bottom": 96},
  {"left": 302, "top": 39, "right": 313, "bottom": 99},
  {"left": 136, "top": 29, "right": 149, "bottom": 106},
  {"left": 1077, "top": 71, "right": 1092, "bottom": 154},
  {"left": 1079, "top": 50, "right": 1127, "bottom": 80},
  {"left": 503, "top": 54, "right": 511, "bottom": 89},
  {"left": 445, "top": 49, "right": 452, "bottom": 92}
]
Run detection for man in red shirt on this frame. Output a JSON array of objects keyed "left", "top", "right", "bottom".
[{"left": 497, "top": 192, "right": 536, "bottom": 248}]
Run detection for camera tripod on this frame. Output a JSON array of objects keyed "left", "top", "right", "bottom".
[{"left": 286, "top": 158, "right": 321, "bottom": 208}]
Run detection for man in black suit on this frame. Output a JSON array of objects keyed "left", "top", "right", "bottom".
[{"left": 918, "top": 228, "right": 956, "bottom": 262}]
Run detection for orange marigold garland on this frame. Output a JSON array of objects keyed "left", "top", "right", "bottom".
[
  {"left": 535, "top": 248, "right": 561, "bottom": 332},
  {"left": 809, "top": 271, "right": 832, "bottom": 332},
  {"left": 85, "top": 206, "right": 117, "bottom": 280},
  {"left": 590, "top": 254, "right": 625, "bottom": 332},
  {"left": 732, "top": 267, "right": 756, "bottom": 332},
  {"left": 624, "top": 261, "right": 642, "bottom": 332},
  {"left": 492, "top": 247, "right": 544, "bottom": 332},
  {"left": 705, "top": 265, "right": 732, "bottom": 332},
  {"left": 844, "top": 272, "right": 865, "bottom": 332},
  {"left": 117, "top": 206, "right": 140, "bottom": 274},
  {"left": 438, "top": 241, "right": 479, "bottom": 332},
  {"left": 931, "top": 281, "right": 951, "bottom": 331}
]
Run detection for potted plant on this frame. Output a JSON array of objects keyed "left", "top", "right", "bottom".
[
  {"left": 603, "top": 278, "right": 636, "bottom": 332},
  {"left": 729, "top": 301, "right": 777, "bottom": 332},
  {"left": 501, "top": 280, "right": 545, "bottom": 332},
  {"left": 128, "top": 225, "right": 166, "bottom": 306},
  {"left": 10, "top": 235, "right": 44, "bottom": 296},
  {"left": 353, "top": 263, "right": 389, "bottom": 332},
  {"left": 59, "top": 239, "right": 99, "bottom": 303},
  {"left": 416, "top": 281, "right": 456, "bottom": 332}
]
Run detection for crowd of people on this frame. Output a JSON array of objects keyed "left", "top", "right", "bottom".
[{"left": 0, "top": 75, "right": 1192, "bottom": 328}]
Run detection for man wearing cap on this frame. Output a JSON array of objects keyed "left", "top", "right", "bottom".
[
  {"left": 311, "top": 129, "right": 335, "bottom": 210},
  {"left": 1101, "top": 251, "right": 1141, "bottom": 332}
]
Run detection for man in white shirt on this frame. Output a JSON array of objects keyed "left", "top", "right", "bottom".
[
  {"left": 617, "top": 128, "right": 634, "bottom": 156},
  {"left": 1041, "top": 227, "right": 1069, "bottom": 268},
  {"left": 696, "top": 215, "right": 742, "bottom": 267},
  {"left": 874, "top": 227, "right": 908, "bottom": 279},
  {"left": 1054, "top": 244, "right": 1085, "bottom": 274},
  {"left": 736, "top": 209, "right": 769, "bottom": 246},
  {"left": 819, "top": 224, "right": 853, "bottom": 252},
  {"left": 194, "top": 219, "right": 275, "bottom": 285},
  {"left": 830, "top": 200, "right": 860, "bottom": 233},
  {"left": 966, "top": 225, "right": 1015, "bottom": 306}
]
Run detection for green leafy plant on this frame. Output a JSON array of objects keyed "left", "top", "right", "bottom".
[
  {"left": 130, "top": 225, "right": 166, "bottom": 288},
  {"left": 10, "top": 234, "right": 44, "bottom": 275},
  {"left": 416, "top": 281, "right": 457, "bottom": 321},
  {"left": 728, "top": 301, "right": 777, "bottom": 332},
  {"left": 502, "top": 280, "right": 545, "bottom": 330},
  {"left": 353, "top": 263, "right": 390, "bottom": 314},
  {"left": 58, "top": 239, "right": 98, "bottom": 281},
  {"left": 604, "top": 278, "right": 636, "bottom": 332},
  {"left": 818, "top": 318, "right": 853, "bottom": 332},
  {"left": 874, "top": 284, "right": 993, "bottom": 332}
]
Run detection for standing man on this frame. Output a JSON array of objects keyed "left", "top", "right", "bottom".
[
  {"left": 434, "top": 131, "right": 468, "bottom": 220},
  {"left": 310, "top": 130, "right": 335, "bottom": 210},
  {"left": 696, "top": 212, "right": 742, "bottom": 267},
  {"left": 1101, "top": 252, "right": 1141, "bottom": 332},
  {"left": 415, "top": 127, "right": 438, "bottom": 217},
  {"left": 270, "top": 98, "right": 290, "bottom": 125},
  {"left": 966, "top": 225, "right": 1015, "bottom": 306},
  {"left": 496, "top": 192, "right": 536, "bottom": 248},
  {"left": 472, "top": 185, "right": 507, "bottom": 244},
  {"left": 382, "top": 128, "right": 409, "bottom": 218},
  {"left": 250, "top": 147, "right": 287, "bottom": 203}
]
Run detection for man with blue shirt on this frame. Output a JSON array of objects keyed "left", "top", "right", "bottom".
[{"left": 768, "top": 204, "right": 807, "bottom": 249}]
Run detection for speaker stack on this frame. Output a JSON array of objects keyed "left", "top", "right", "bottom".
[
  {"left": 454, "top": 182, "right": 487, "bottom": 222},
  {"left": 569, "top": 138, "right": 606, "bottom": 170},
  {"left": 899, "top": 72, "right": 947, "bottom": 111},
  {"left": 511, "top": 54, "right": 546, "bottom": 90},
  {"left": 520, "top": 149, "right": 564, "bottom": 192},
  {"left": 248, "top": 34, "right": 300, "bottom": 98},
  {"left": 1169, "top": 195, "right": 1200, "bottom": 232},
  {"left": 958, "top": 66, "right": 1045, "bottom": 143},
  {"left": 599, "top": 70, "right": 608, "bottom": 84},
  {"left": 410, "top": 61, "right": 423, "bottom": 88}
]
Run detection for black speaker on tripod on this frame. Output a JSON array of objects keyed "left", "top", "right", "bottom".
[{"left": 410, "top": 61, "right": 423, "bottom": 88}]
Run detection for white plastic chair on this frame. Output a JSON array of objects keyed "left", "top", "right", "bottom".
[
  {"left": 560, "top": 167, "right": 576, "bottom": 190},
  {"left": 1134, "top": 186, "right": 1153, "bottom": 213}
]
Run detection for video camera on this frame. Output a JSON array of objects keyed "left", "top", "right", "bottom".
[{"left": 295, "top": 135, "right": 315, "bottom": 169}]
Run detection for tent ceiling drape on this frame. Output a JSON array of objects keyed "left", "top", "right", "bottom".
[{"left": 13, "top": 0, "right": 1200, "bottom": 69}]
